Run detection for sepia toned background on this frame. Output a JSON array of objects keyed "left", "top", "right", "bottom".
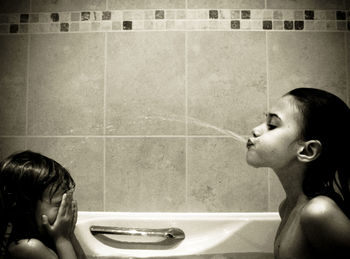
[{"left": 0, "top": 0, "right": 349, "bottom": 212}]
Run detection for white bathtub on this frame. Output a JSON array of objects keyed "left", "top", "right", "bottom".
[{"left": 75, "top": 212, "right": 280, "bottom": 259}]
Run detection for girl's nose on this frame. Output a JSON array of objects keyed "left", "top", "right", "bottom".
[
  {"left": 252, "top": 128, "right": 258, "bottom": 138},
  {"left": 252, "top": 124, "right": 264, "bottom": 137}
]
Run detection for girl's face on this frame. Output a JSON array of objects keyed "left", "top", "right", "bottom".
[
  {"left": 246, "top": 95, "right": 303, "bottom": 171},
  {"left": 35, "top": 185, "right": 70, "bottom": 236}
]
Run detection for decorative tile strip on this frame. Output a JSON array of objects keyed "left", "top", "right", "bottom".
[{"left": 0, "top": 9, "right": 349, "bottom": 34}]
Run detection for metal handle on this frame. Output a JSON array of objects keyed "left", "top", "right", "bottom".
[{"left": 90, "top": 226, "right": 185, "bottom": 241}]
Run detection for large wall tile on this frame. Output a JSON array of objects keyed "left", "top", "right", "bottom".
[
  {"left": 0, "top": 137, "right": 26, "bottom": 160},
  {"left": 268, "top": 32, "right": 347, "bottom": 104},
  {"left": 188, "top": 32, "right": 267, "bottom": 137},
  {"left": 108, "top": 0, "right": 186, "bottom": 9},
  {"left": 188, "top": 0, "right": 265, "bottom": 9},
  {"left": 0, "top": 35, "right": 27, "bottom": 135},
  {"left": 26, "top": 137, "right": 104, "bottom": 211},
  {"left": 188, "top": 138, "right": 268, "bottom": 212},
  {"left": 0, "top": 0, "right": 30, "bottom": 12},
  {"left": 106, "top": 32, "right": 186, "bottom": 135},
  {"left": 31, "top": 0, "right": 106, "bottom": 12},
  {"left": 105, "top": 137, "right": 186, "bottom": 211},
  {"left": 28, "top": 33, "right": 104, "bottom": 135},
  {"left": 266, "top": 0, "right": 345, "bottom": 9}
]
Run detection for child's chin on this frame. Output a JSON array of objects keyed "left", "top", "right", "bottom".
[{"left": 246, "top": 157, "right": 261, "bottom": 168}]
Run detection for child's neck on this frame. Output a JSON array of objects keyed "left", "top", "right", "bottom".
[{"left": 274, "top": 163, "right": 308, "bottom": 206}]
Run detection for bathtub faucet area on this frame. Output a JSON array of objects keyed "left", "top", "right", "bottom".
[
  {"left": 75, "top": 211, "right": 280, "bottom": 258},
  {"left": 90, "top": 226, "right": 185, "bottom": 241}
]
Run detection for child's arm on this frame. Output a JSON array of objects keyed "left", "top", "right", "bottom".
[{"left": 301, "top": 196, "right": 350, "bottom": 258}]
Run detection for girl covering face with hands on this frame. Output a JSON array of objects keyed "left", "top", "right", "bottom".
[
  {"left": 246, "top": 88, "right": 350, "bottom": 259},
  {"left": 0, "top": 150, "right": 85, "bottom": 259}
]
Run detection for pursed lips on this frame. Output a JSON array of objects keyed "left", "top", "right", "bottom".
[{"left": 246, "top": 139, "right": 254, "bottom": 149}]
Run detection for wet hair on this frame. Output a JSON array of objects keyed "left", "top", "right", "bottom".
[
  {"left": 0, "top": 150, "right": 75, "bottom": 254},
  {"left": 285, "top": 88, "right": 350, "bottom": 217}
]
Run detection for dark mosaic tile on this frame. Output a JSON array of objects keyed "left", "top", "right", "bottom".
[
  {"left": 336, "top": 11, "right": 346, "bottom": 20},
  {"left": 81, "top": 11, "right": 90, "bottom": 21},
  {"left": 295, "top": 20, "right": 304, "bottom": 30},
  {"left": 209, "top": 10, "right": 218, "bottom": 19},
  {"left": 155, "top": 10, "right": 164, "bottom": 19},
  {"left": 51, "top": 13, "right": 59, "bottom": 22},
  {"left": 60, "top": 22, "right": 69, "bottom": 32},
  {"left": 230, "top": 20, "right": 240, "bottom": 29},
  {"left": 347, "top": 11, "right": 350, "bottom": 20},
  {"left": 123, "top": 20, "right": 132, "bottom": 30},
  {"left": 102, "top": 11, "right": 111, "bottom": 20},
  {"left": 263, "top": 20, "right": 272, "bottom": 30},
  {"left": 284, "top": 20, "right": 293, "bottom": 30},
  {"left": 20, "top": 13, "right": 29, "bottom": 23},
  {"left": 241, "top": 10, "right": 250, "bottom": 19},
  {"left": 9, "top": 24, "right": 18, "bottom": 33},
  {"left": 305, "top": 10, "right": 314, "bottom": 20}
]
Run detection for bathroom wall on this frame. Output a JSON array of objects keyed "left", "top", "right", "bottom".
[{"left": 0, "top": 0, "right": 349, "bottom": 212}]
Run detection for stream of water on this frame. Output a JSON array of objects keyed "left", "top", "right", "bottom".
[{"left": 143, "top": 115, "right": 248, "bottom": 144}]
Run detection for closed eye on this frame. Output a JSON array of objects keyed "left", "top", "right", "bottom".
[
  {"left": 265, "top": 112, "right": 280, "bottom": 130},
  {"left": 267, "top": 124, "right": 277, "bottom": 130}
]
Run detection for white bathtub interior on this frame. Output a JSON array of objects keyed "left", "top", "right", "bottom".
[{"left": 75, "top": 212, "right": 280, "bottom": 258}]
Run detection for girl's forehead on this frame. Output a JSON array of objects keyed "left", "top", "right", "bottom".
[{"left": 270, "top": 96, "right": 301, "bottom": 123}]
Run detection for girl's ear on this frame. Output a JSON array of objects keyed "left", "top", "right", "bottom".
[{"left": 297, "top": 140, "right": 322, "bottom": 163}]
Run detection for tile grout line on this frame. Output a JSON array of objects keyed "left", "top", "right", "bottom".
[
  {"left": 265, "top": 31, "right": 271, "bottom": 211},
  {"left": 25, "top": 34, "right": 31, "bottom": 149},
  {"left": 103, "top": 32, "right": 107, "bottom": 211},
  {"left": 185, "top": 0, "right": 189, "bottom": 209},
  {"left": 185, "top": 29, "right": 189, "bottom": 210}
]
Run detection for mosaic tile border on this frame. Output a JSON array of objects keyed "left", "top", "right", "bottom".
[{"left": 0, "top": 9, "right": 349, "bottom": 33}]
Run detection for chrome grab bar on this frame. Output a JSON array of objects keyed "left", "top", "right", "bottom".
[{"left": 90, "top": 226, "right": 185, "bottom": 241}]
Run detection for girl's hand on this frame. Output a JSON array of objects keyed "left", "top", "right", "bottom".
[
  {"left": 71, "top": 199, "right": 78, "bottom": 235},
  {"left": 42, "top": 192, "right": 76, "bottom": 242}
]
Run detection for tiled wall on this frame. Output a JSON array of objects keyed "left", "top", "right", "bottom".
[{"left": 0, "top": 0, "right": 349, "bottom": 212}]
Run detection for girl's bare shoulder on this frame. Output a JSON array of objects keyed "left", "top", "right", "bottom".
[
  {"left": 301, "top": 196, "right": 348, "bottom": 222},
  {"left": 300, "top": 196, "right": 350, "bottom": 256},
  {"left": 8, "top": 239, "right": 57, "bottom": 259}
]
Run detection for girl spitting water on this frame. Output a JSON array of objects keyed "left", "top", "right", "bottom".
[{"left": 246, "top": 88, "right": 350, "bottom": 259}]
